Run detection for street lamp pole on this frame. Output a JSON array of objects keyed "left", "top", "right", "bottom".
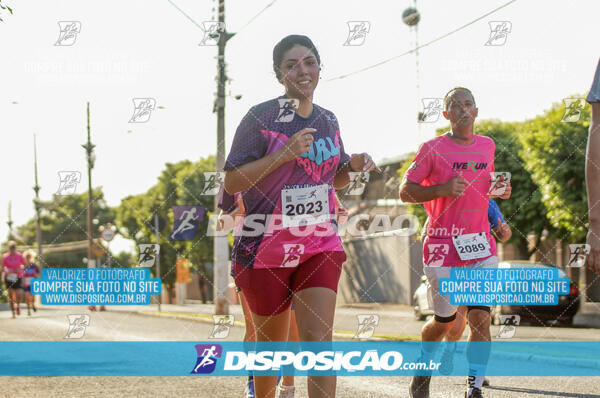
[
  {"left": 213, "top": 0, "right": 235, "bottom": 315},
  {"left": 7, "top": 201, "right": 13, "bottom": 241},
  {"left": 33, "top": 134, "right": 43, "bottom": 268},
  {"left": 154, "top": 213, "right": 161, "bottom": 312},
  {"left": 82, "top": 102, "right": 96, "bottom": 268}
]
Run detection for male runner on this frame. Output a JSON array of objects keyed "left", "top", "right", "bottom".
[
  {"left": 586, "top": 58, "right": 600, "bottom": 275},
  {"left": 439, "top": 199, "right": 512, "bottom": 382},
  {"left": 400, "top": 87, "right": 511, "bottom": 398}
]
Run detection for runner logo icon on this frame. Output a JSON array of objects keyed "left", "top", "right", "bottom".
[
  {"left": 275, "top": 99, "right": 298, "bottom": 123},
  {"left": 346, "top": 172, "right": 370, "bottom": 196},
  {"left": 484, "top": 21, "right": 512, "bottom": 46},
  {"left": 353, "top": 314, "right": 379, "bottom": 339},
  {"left": 419, "top": 98, "right": 443, "bottom": 123},
  {"left": 169, "top": 206, "right": 205, "bottom": 241},
  {"left": 281, "top": 244, "right": 305, "bottom": 268},
  {"left": 201, "top": 172, "right": 225, "bottom": 195},
  {"left": 567, "top": 244, "right": 590, "bottom": 268},
  {"left": 199, "top": 21, "right": 225, "bottom": 46},
  {"left": 496, "top": 315, "right": 520, "bottom": 339},
  {"left": 56, "top": 171, "right": 82, "bottom": 195},
  {"left": 64, "top": 314, "right": 90, "bottom": 339},
  {"left": 561, "top": 98, "right": 586, "bottom": 123},
  {"left": 427, "top": 244, "right": 449, "bottom": 267},
  {"left": 191, "top": 344, "right": 223, "bottom": 374},
  {"left": 129, "top": 98, "right": 156, "bottom": 123},
  {"left": 209, "top": 315, "right": 235, "bottom": 339},
  {"left": 55, "top": 21, "right": 81, "bottom": 46},
  {"left": 138, "top": 244, "right": 159, "bottom": 267},
  {"left": 343, "top": 21, "right": 370, "bottom": 46}
]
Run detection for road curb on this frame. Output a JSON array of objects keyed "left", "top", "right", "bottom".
[
  {"left": 131, "top": 310, "right": 600, "bottom": 370},
  {"left": 132, "top": 310, "right": 420, "bottom": 341}
]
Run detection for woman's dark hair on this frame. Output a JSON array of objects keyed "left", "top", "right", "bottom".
[{"left": 273, "top": 35, "right": 321, "bottom": 80}]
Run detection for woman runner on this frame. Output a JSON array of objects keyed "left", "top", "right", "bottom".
[
  {"left": 2, "top": 241, "right": 25, "bottom": 318},
  {"left": 223, "top": 34, "right": 379, "bottom": 398},
  {"left": 21, "top": 251, "right": 41, "bottom": 315}
]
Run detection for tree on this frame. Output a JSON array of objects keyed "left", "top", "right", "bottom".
[
  {"left": 174, "top": 157, "right": 217, "bottom": 303},
  {"left": 14, "top": 189, "right": 116, "bottom": 267},
  {"left": 0, "top": 1, "right": 13, "bottom": 22},
  {"left": 113, "top": 251, "right": 135, "bottom": 268},
  {"left": 519, "top": 99, "right": 590, "bottom": 243},
  {"left": 476, "top": 120, "right": 554, "bottom": 257},
  {"left": 115, "top": 156, "right": 217, "bottom": 301},
  {"left": 397, "top": 152, "right": 427, "bottom": 235}
]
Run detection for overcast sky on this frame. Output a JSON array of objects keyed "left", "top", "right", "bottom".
[{"left": 1, "top": 0, "right": 598, "bottom": 254}]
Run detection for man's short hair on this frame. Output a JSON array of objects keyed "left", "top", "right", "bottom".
[
  {"left": 444, "top": 87, "right": 476, "bottom": 111},
  {"left": 8, "top": 240, "right": 16, "bottom": 249}
]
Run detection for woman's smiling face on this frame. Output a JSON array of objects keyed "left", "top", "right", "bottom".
[{"left": 278, "top": 44, "right": 320, "bottom": 101}]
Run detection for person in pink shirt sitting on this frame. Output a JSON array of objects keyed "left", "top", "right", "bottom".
[{"left": 2, "top": 241, "right": 25, "bottom": 318}]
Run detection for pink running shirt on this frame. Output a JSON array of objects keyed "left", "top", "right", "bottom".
[
  {"left": 2, "top": 252, "right": 24, "bottom": 275},
  {"left": 224, "top": 96, "right": 349, "bottom": 269},
  {"left": 405, "top": 133, "right": 497, "bottom": 267}
]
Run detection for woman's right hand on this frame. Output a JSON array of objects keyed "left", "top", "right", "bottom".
[{"left": 279, "top": 128, "right": 316, "bottom": 162}]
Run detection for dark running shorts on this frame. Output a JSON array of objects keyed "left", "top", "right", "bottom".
[{"left": 233, "top": 251, "right": 346, "bottom": 316}]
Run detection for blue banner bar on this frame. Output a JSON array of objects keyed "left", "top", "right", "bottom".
[
  {"left": 0, "top": 341, "right": 598, "bottom": 376},
  {"left": 30, "top": 268, "right": 161, "bottom": 305}
]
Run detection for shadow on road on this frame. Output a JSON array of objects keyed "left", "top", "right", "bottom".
[{"left": 487, "top": 385, "right": 600, "bottom": 397}]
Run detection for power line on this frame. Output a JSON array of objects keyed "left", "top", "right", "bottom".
[
  {"left": 166, "top": 0, "right": 279, "bottom": 38},
  {"left": 326, "top": 0, "right": 517, "bottom": 82},
  {"left": 231, "top": 0, "right": 279, "bottom": 38},
  {"left": 166, "top": 0, "right": 205, "bottom": 31}
]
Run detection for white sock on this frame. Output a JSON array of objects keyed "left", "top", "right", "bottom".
[{"left": 468, "top": 363, "right": 486, "bottom": 395}]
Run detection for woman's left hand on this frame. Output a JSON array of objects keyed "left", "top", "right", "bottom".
[{"left": 349, "top": 153, "right": 381, "bottom": 173}]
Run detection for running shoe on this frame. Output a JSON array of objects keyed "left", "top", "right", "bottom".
[
  {"left": 466, "top": 387, "right": 484, "bottom": 398},
  {"left": 278, "top": 384, "right": 295, "bottom": 398},
  {"left": 409, "top": 375, "right": 431, "bottom": 398},
  {"left": 244, "top": 378, "right": 255, "bottom": 398},
  {"left": 438, "top": 349, "right": 454, "bottom": 375},
  {"left": 482, "top": 378, "right": 490, "bottom": 387}
]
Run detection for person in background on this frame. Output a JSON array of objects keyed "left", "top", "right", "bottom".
[
  {"left": 2, "top": 241, "right": 25, "bottom": 318},
  {"left": 21, "top": 251, "right": 41, "bottom": 316}
]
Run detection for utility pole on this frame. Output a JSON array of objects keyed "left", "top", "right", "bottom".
[
  {"left": 154, "top": 213, "right": 162, "bottom": 312},
  {"left": 213, "top": 0, "right": 235, "bottom": 315},
  {"left": 7, "top": 201, "right": 13, "bottom": 241},
  {"left": 82, "top": 102, "right": 96, "bottom": 268},
  {"left": 33, "top": 134, "right": 43, "bottom": 268}
]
